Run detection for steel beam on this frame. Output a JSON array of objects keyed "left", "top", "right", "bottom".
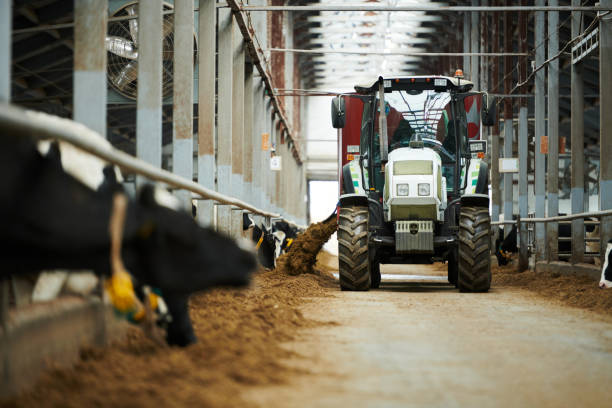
[
  {"left": 231, "top": 20, "right": 245, "bottom": 201},
  {"left": 172, "top": 0, "right": 194, "bottom": 210},
  {"left": 571, "top": 0, "right": 585, "bottom": 264},
  {"left": 534, "top": 0, "right": 546, "bottom": 262},
  {"left": 217, "top": 7, "right": 233, "bottom": 234},
  {"left": 0, "top": 1, "right": 11, "bottom": 102},
  {"left": 197, "top": 0, "right": 216, "bottom": 227},
  {"left": 547, "top": 0, "right": 560, "bottom": 262},
  {"left": 136, "top": 0, "right": 163, "bottom": 173},
  {"left": 239, "top": 5, "right": 612, "bottom": 12},
  {"left": 73, "top": 0, "right": 107, "bottom": 137},
  {"left": 601, "top": 0, "right": 612, "bottom": 259},
  {"left": 267, "top": 48, "right": 525, "bottom": 57}
]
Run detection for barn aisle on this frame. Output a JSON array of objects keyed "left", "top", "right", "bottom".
[{"left": 244, "top": 260, "right": 612, "bottom": 408}]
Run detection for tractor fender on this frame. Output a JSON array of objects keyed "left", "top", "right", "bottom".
[
  {"left": 339, "top": 193, "right": 369, "bottom": 208},
  {"left": 460, "top": 193, "right": 490, "bottom": 208}
]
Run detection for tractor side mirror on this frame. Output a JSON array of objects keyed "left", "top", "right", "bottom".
[
  {"left": 331, "top": 96, "right": 346, "bottom": 128},
  {"left": 482, "top": 95, "right": 496, "bottom": 127}
]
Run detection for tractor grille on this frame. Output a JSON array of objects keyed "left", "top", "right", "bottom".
[{"left": 395, "top": 220, "right": 434, "bottom": 254}]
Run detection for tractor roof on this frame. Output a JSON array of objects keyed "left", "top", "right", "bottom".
[{"left": 354, "top": 76, "right": 474, "bottom": 94}]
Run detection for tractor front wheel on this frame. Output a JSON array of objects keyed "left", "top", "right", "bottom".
[
  {"left": 457, "top": 206, "right": 491, "bottom": 292},
  {"left": 338, "top": 206, "right": 371, "bottom": 291}
]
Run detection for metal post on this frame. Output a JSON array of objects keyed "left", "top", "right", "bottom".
[
  {"left": 231, "top": 22, "right": 245, "bottom": 201},
  {"left": 244, "top": 63, "right": 254, "bottom": 203},
  {"left": 137, "top": 0, "right": 163, "bottom": 173},
  {"left": 252, "top": 77, "right": 263, "bottom": 210},
  {"left": 471, "top": 0, "right": 479, "bottom": 88},
  {"left": 571, "top": 0, "right": 585, "bottom": 264},
  {"left": 518, "top": 2, "right": 529, "bottom": 271},
  {"left": 217, "top": 7, "right": 234, "bottom": 235},
  {"left": 197, "top": 0, "right": 216, "bottom": 227},
  {"left": 172, "top": 0, "right": 194, "bottom": 210},
  {"left": 0, "top": 1, "right": 10, "bottom": 102},
  {"left": 534, "top": 0, "right": 547, "bottom": 262},
  {"left": 601, "top": 0, "right": 612, "bottom": 258},
  {"left": 73, "top": 0, "right": 107, "bottom": 137},
  {"left": 491, "top": 6, "right": 501, "bottom": 247},
  {"left": 547, "top": 0, "right": 559, "bottom": 262},
  {"left": 463, "top": 12, "right": 471, "bottom": 75},
  {"left": 503, "top": 10, "right": 513, "bottom": 236}
]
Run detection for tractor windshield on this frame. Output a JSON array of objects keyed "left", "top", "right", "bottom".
[{"left": 365, "top": 89, "right": 469, "bottom": 193}]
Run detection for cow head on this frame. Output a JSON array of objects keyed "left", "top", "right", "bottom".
[
  {"left": 252, "top": 224, "right": 275, "bottom": 268},
  {"left": 600, "top": 241, "right": 612, "bottom": 289}
]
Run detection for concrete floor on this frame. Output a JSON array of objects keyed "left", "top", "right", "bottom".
[{"left": 245, "top": 264, "right": 612, "bottom": 408}]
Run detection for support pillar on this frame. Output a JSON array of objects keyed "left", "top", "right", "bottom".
[
  {"left": 546, "top": 0, "right": 560, "bottom": 262},
  {"left": 73, "top": 0, "right": 107, "bottom": 137},
  {"left": 470, "top": 0, "right": 479, "bottom": 89},
  {"left": 172, "top": 0, "right": 194, "bottom": 210},
  {"left": 244, "top": 63, "right": 254, "bottom": 203},
  {"left": 137, "top": 0, "right": 163, "bottom": 171},
  {"left": 518, "top": 3, "right": 529, "bottom": 271},
  {"left": 534, "top": 0, "right": 547, "bottom": 262},
  {"left": 490, "top": 7, "right": 501, "bottom": 247},
  {"left": 600, "top": 0, "right": 612, "bottom": 258},
  {"left": 0, "top": 1, "right": 10, "bottom": 102},
  {"left": 231, "top": 22, "right": 245, "bottom": 201},
  {"left": 503, "top": 10, "right": 513, "bottom": 236},
  {"left": 463, "top": 12, "right": 471, "bottom": 76},
  {"left": 571, "top": 0, "right": 585, "bottom": 264},
  {"left": 197, "top": 0, "right": 216, "bottom": 227},
  {"left": 217, "top": 8, "right": 234, "bottom": 235}
]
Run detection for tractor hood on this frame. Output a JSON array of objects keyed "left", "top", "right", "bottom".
[{"left": 383, "top": 147, "right": 446, "bottom": 222}]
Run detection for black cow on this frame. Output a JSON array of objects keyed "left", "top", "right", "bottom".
[
  {"left": 600, "top": 240, "right": 612, "bottom": 289},
  {"left": 271, "top": 220, "right": 300, "bottom": 255},
  {"left": 1, "top": 133, "right": 257, "bottom": 347},
  {"left": 495, "top": 224, "right": 518, "bottom": 266},
  {"left": 251, "top": 224, "right": 276, "bottom": 268},
  {"left": 494, "top": 215, "right": 599, "bottom": 266}
]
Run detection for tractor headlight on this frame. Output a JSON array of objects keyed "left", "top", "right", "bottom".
[
  {"left": 418, "top": 183, "right": 430, "bottom": 196},
  {"left": 396, "top": 183, "right": 409, "bottom": 196}
]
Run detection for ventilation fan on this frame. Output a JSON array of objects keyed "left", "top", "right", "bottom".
[{"left": 106, "top": 2, "right": 181, "bottom": 100}]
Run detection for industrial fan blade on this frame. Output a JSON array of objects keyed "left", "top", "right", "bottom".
[
  {"left": 162, "top": 15, "right": 174, "bottom": 39},
  {"left": 111, "top": 61, "right": 138, "bottom": 90},
  {"left": 106, "top": 36, "right": 138, "bottom": 60},
  {"left": 125, "top": 4, "right": 139, "bottom": 47}
]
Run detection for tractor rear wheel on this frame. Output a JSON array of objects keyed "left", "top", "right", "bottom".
[
  {"left": 457, "top": 206, "right": 491, "bottom": 292},
  {"left": 338, "top": 206, "right": 370, "bottom": 291}
]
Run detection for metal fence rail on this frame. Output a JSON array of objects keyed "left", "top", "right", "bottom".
[{"left": 0, "top": 103, "right": 297, "bottom": 223}]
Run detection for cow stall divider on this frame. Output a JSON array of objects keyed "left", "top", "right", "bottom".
[
  {"left": 491, "top": 209, "right": 612, "bottom": 279},
  {"left": 0, "top": 103, "right": 306, "bottom": 395}
]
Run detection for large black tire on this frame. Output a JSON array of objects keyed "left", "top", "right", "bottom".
[
  {"left": 457, "top": 206, "right": 491, "bottom": 292},
  {"left": 370, "top": 260, "right": 381, "bottom": 289},
  {"left": 338, "top": 206, "right": 371, "bottom": 291},
  {"left": 447, "top": 246, "right": 458, "bottom": 287}
]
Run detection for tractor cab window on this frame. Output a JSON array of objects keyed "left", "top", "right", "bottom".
[{"left": 368, "top": 89, "right": 464, "bottom": 192}]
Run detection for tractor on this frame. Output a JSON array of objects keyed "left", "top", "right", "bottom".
[{"left": 331, "top": 73, "right": 495, "bottom": 292}]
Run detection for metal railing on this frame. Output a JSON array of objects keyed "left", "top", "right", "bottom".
[
  {"left": 491, "top": 209, "right": 612, "bottom": 260},
  {"left": 0, "top": 103, "right": 299, "bottom": 224}
]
